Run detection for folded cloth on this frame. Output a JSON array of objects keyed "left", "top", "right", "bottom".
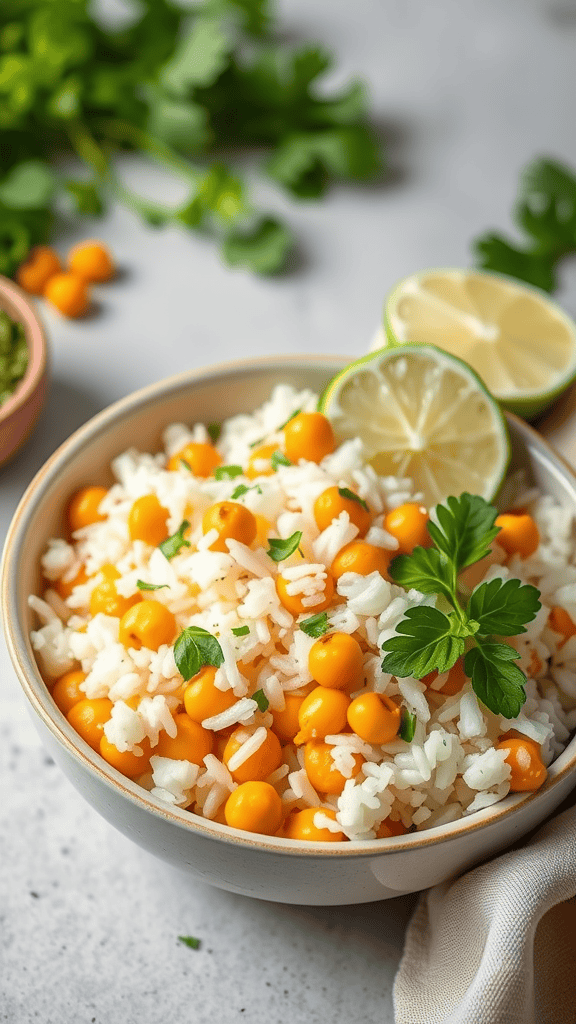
[{"left": 393, "top": 802, "right": 576, "bottom": 1024}]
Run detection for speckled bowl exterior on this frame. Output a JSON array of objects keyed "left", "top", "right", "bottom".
[
  {"left": 3, "top": 356, "right": 576, "bottom": 905},
  {"left": 0, "top": 276, "right": 48, "bottom": 466}
]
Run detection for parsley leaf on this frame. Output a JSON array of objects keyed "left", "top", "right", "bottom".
[
  {"left": 399, "top": 708, "right": 416, "bottom": 743},
  {"left": 389, "top": 547, "right": 454, "bottom": 605},
  {"left": 215, "top": 464, "right": 243, "bottom": 480},
  {"left": 299, "top": 612, "right": 329, "bottom": 637},
  {"left": 427, "top": 493, "right": 500, "bottom": 572},
  {"left": 159, "top": 520, "right": 191, "bottom": 560},
  {"left": 222, "top": 217, "right": 294, "bottom": 275},
  {"left": 232, "top": 624, "right": 250, "bottom": 636},
  {"left": 136, "top": 580, "right": 170, "bottom": 592},
  {"left": 178, "top": 935, "right": 201, "bottom": 950},
  {"left": 180, "top": 459, "right": 192, "bottom": 472},
  {"left": 174, "top": 626, "right": 224, "bottom": 681},
  {"left": 252, "top": 688, "right": 269, "bottom": 712},
  {"left": 472, "top": 157, "right": 576, "bottom": 293},
  {"left": 231, "top": 483, "right": 262, "bottom": 499},
  {"left": 207, "top": 423, "right": 221, "bottom": 443},
  {"left": 337, "top": 487, "right": 368, "bottom": 511},
  {"left": 464, "top": 642, "right": 526, "bottom": 719},
  {"left": 467, "top": 578, "right": 541, "bottom": 637},
  {"left": 381, "top": 606, "right": 465, "bottom": 679},
  {"left": 266, "top": 531, "right": 302, "bottom": 562},
  {"left": 271, "top": 450, "right": 291, "bottom": 470}
]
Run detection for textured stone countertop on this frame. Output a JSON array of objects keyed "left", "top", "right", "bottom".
[{"left": 3, "top": 1, "right": 576, "bottom": 1021}]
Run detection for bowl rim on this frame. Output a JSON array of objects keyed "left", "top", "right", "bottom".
[
  {"left": 3, "top": 352, "right": 576, "bottom": 857},
  {"left": 0, "top": 275, "right": 48, "bottom": 422}
]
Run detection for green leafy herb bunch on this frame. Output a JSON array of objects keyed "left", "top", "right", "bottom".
[
  {"left": 0, "top": 0, "right": 382, "bottom": 276},
  {"left": 381, "top": 493, "right": 542, "bottom": 719}
]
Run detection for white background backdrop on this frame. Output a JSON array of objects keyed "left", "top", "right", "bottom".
[{"left": 3, "top": 1, "right": 576, "bottom": 1020}]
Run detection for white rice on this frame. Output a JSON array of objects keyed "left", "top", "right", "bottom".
[{"left": 29, "top": 384, "right": 576, "bottom": 841}]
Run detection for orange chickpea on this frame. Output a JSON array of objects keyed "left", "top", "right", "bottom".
[
  {"left": 495, "top": 513, "right": 539, "bottom": 559},
  {"left": 118, "top": 600, "right": 176, "bottom": 651},
  {"left": 424, "top": 659, "right": 467, "bottom": 697},
  {"left": 224, "top": 781, "right": 283, "bottom": 835},
  {"left": 549, "top": 606, "right": 576, "bottom": 647},
  {"left": 295, "top": 687, "right": 350, "bottom": 744},
  {"left": 223, "top": 727, "right": 282, "bottom": 783},
  {"left": 202, "top": 501, "right": 257, "bottom": 553},
  {"left": 99, "top": 735, "right": 151, "bottom": 778},
  {"left": 271, "top": 693, "right": 306, "bottom": 743},
  {"left": 498, "top": 730, "right": 542, "bottom": 759},
  {"left": 496, "top": 737, "right": 547, "bottom": 792},
  {"left": 67, "top": 698, "right": 113, "bottom": 750},
  {"left": 347, "top": 692, "right": 401, "bottom": 744},
  {"left": 308, "top": 632, "right": 364, "bottom": 690},
  {"left": 128, "top": 494, "right": 169, "bottom": 546},
  {"left": 54, "top": 565, "right": 89, "bottom": 600},
  {"left": 283, "top": 412, "right": 335, "bottom": 464},
  {"left": 68, "top": 486, "right": 108, "bottom": 532},
  {"left": 276, "top": 572, "right": 335, "bottom": 618},
  {"left": 167, "top": 442, "right": 221, "bottom": 476},
  {"left": 384, "top": 503, "right": 430, "bottom": 555},
  {"left": 68, "top": 241, "right": 115, "bottom": 282},
  {"left": 376, "top": 817, "right": 409, "bottom": 839},
  {"left": 16, "top": 245, "right": 62, "bottom": 294},
  {"left": 89, "top": 574, "right": 140, "bottom": 619},
  {"left": 51, "top": 670, "right": 86, "bottom": 715},
  {"left": 313, "top": 486, "right": 371, "bottom": 537},
  {"left": 246, "top": 443, "right": 278, "bottom": 479},
  {"left": 154, "top": 713, "right": 213, "bottom": 764},
  {"left": 44, "top": 272, "right": 90, "bottom": 318},
  {"left": 304, "top": 741, "right": 364, "bottom": 795},
  {"left": 184, "top": 665, "right": 237, "bottom": 724},
  {"left": 331, "top": 541, "right": 391, "bottom": 581},
  {"left": 282, "top": 807, "right": 345, "bottom": 842}
]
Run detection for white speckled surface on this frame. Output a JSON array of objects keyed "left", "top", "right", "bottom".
[{"left": 3, "top": 1, "right": 576, "bottom": 1020}]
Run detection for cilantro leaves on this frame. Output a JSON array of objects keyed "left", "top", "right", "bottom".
[
  {"left": 266, "top": 531, "right": 302, "bottom": 562},
  {"left": 215, "top": 464, "right": 243, "bottom": 480},
  {"left": 0, "top": 0, "right": 382, "bottom": 277},
  {"left": 338, "top": 487, "right": 368, "bottom": 511},
  {"left": 299, "top": 612, "right": 329, "bottom": 638},
  {"left": 136, "top": 580, "right": 170, "bottom": 592},
  {"left": 174, "top": 626, "right": 224, "bottom": 681},
  {"left": 472, "top": 157, "right": 576, "bottom": 292},
  {"left": 381, "top": 493, "right": 542, "bottom": 717},
  {"left": 159, "top": 521, "right": 191, "bottom": 560},
  {"left": 252, "top": 689, "right": 269, "bottom": 712}
]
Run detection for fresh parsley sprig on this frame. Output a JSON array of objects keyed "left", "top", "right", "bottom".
[
  {"left": 381, "top": 493, "right": 541, "bottom": 718},
  {"left": 174, "top": 626, "right": 224, "bottom": 681},
  {"left": 158, "top": 520, "right": 191, "bottom": 560}
]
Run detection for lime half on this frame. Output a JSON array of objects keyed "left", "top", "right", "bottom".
[
  {"left": 320, "top": 344, "right": 510, "bottom": 507},
  {"left": 382, "top": 268, "right": 576, "bottom": 420}
]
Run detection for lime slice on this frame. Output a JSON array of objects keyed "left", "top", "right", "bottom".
[
  {"left": 382, "top": 268, "right": 576, "bottom": 420},
  {"left": 320, "top": 344, "right": 510, "bottom": 507}
]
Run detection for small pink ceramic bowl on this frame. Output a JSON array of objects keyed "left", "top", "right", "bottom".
[{"left": 0, "top": 276, "right": 48, "bottom": 466}]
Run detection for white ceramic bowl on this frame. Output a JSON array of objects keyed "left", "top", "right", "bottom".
[{"left": 3, "top": 356, "right": 576, "bottom": 906}]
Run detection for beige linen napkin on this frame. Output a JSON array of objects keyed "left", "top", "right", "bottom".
[{"left": 393, "top": 802, "right": 576, "bottom": 1023}]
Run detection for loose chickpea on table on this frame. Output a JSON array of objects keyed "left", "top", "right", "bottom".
[{"left": 16, "top": 240, "right": 116, "bottom": 318}]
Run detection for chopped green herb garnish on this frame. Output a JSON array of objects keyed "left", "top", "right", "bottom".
[
  {"left": 338, "top": 487, "right": 368, "bottom": 511},
  {"left": 0, "top": 310, "right": 28, "bottom": 406},
  {"left": 158, "top": 520, "right": 191, "bottom": 560},
  {"left": 232, "top": 625, "right": 250, "bottom": 636},
  {"left": 271, "top": 450, "right": 292, "bottom": 471},
  {"left": 207, "top": 423, "right": 221, "bottom": 443},
  {"left": 299, "top": 612, "right": 329, "bottom": 638},
  {"left": 136, "top": 580, "right": 170, "bottom": 592},
  {"left": 178, "top": 935, "right": 201, "bottom": 950},
  {"left": 174, "top": 626, "right": 224, "bottom": 682},
  {"left": 381, "top": 493, "right": 541, "bottom": 718},
  {"left": 231, "top": 483, "right": 262, "bottom": 499},
  {"left": 278, "top": 408, "right": 301, "bottom": 430},
  {"left": 252, "top": 689, "right": 269, "bottom": 712},
  {"left": 215, "top": 464, "right": 243, "bottom": 481},
  {"left": 266, "top": 531, "right": 303, "bottom": 562},
  {"left": 180, "top": 459, "right": 192, "bottom": 472},
  {"left": 399, "top": 708, "right": 417, "bottom": 743}
]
